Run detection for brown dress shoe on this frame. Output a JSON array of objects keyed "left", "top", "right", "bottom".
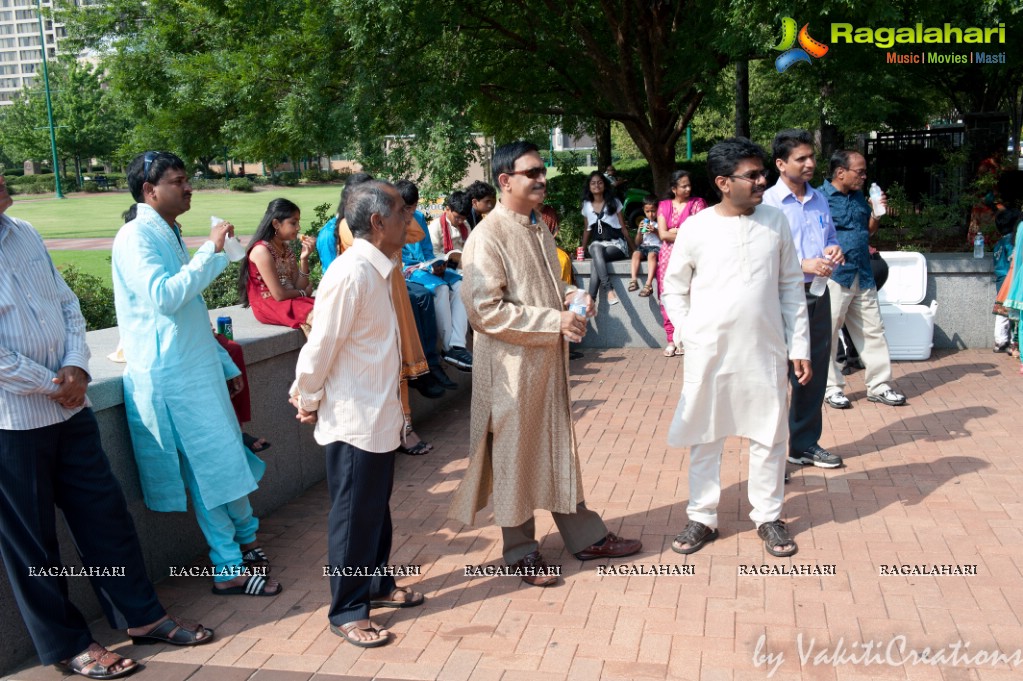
[
  {"left": 573, "top": 532, "right": 642, "bottom": 561},
  {"left": 509, "top": 550, "right": 559, "bottom": 587}
]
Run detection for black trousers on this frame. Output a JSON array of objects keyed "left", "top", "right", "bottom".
[
  {"left": 586, "top": 242, "right": 627, "bottom": 297},
  {"left": 407, "top": 281, "right": 442, "bottom": 370},
  {"left": 0, "top": 409, "right": 165, "bottom": 664},
  {"left": 789, "top": 287, "right": 832, "bottom": 454},
  {"left": 325, "top": 441, "right": 397, "bottom": 626}
]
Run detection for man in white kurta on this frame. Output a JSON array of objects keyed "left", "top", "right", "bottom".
[{"left": 662, "top": 137, "right": 811, "bottom": 558}]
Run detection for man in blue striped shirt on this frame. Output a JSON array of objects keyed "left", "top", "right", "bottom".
[{"left": 0, "top": 176, "right": 212, "bottom": 677}]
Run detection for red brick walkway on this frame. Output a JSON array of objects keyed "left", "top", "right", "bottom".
[{"left": 6, "top": 349, "right": 1023, "bottom": 680}]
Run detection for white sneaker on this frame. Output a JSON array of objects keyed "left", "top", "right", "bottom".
[{"left": 825, "top": 391, "right": 851, "bottom": 409}]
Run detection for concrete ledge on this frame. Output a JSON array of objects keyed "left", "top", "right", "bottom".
[
  {"left": 571, "top": 254, "right": 996, "bottom": 351},
  {"left": 0, "top": 306, "right": 470, "bottom": 674}
]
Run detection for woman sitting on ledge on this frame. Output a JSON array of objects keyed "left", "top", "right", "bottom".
[{"left": 239, "top": 198, "right": 316, "bottom": 333}]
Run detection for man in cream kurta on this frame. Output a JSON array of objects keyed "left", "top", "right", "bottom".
[
  {"left": 449, "top": 141, "right": 641, "bottom": 586},
  {"left": 662, "top": 137, "right": 811, "bottom": 558}
]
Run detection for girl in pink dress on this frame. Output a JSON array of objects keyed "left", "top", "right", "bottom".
[
  {"left": 656, "top": 170, "right": 706, "bottom": 356},
  {"left": 238, "top": 198, "right": 316, "bottom": 331}
]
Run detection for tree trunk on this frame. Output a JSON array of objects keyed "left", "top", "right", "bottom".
[
  {"left": 819, "top": 122, "right": 840, "bottom": 161},
  {"left": 735, "top": 60, "right": 750, "bottom": 139},
  {"left": 645, "top": 143, "right": 677, "bottom": 197},
  {"left": 595, "top": 118, "right": 612, "bottom": 170}
]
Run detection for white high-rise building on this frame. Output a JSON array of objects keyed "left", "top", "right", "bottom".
[{"left": 0, "top": 0, "right": 87, "bottom": 105}]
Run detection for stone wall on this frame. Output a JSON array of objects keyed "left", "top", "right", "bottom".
[{"left": 571, "top": 253, "right": 995, "bottom": 352}]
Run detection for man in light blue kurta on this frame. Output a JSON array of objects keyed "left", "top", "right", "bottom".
[{"left": 112, "top": 151, "right": 279, "bottom": 597}]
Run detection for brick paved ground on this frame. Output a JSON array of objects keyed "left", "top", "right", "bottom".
[{"left": 6, "top": 348, "right": 1023, "bottom": 681}]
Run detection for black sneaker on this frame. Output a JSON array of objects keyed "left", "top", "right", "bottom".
[
  {"left": 994, "top": 342, "right": 1010, "bottom": 353},
  {"left": 787, "top": 444, "right": 843, "bottom": 469},
  {"left": 443, "top": 347, "right": 473, "bottom": 372},
  {"left": 410, "top": 374, "right": 444, "bottom": 399},
  {"left": 430, "top": 365, "right": 458, "bottom": 390}
]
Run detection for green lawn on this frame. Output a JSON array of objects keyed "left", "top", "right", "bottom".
[
  {"left": 12, "top": 185, "right": 344, "bottom": 239},
  {"left": 49, "top": 248, "right": 204, "bottom": 287},
  {"left": 49, "top": 250, "right": 116, "bottom": 285}
]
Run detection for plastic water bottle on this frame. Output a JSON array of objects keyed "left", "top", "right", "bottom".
[
  {"left": 809, "top": 274, "right": 829, "bottom": 297},
  {"left": 974, "top": 232, "right": 985, "bottom": 258},
  {"left": 868, "top": 183, "right": 886, "bottom": 218},
  {"left": 564, "top": 290, "right": 589, "bottom": 342}
]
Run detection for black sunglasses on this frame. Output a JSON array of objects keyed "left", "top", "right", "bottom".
[{"left": 505, "top": 166, "right": 548, "bottom": 180}]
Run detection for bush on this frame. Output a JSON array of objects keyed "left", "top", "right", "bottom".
[
  {"left": 4, "top": 174, "right": 77, "bottom": 194},
  {"left": 272, "top": 172, "right": 300, "bottom": 186},
  {"left": 83, "top": 181, "right": 100, "bottom": 193},
  {"left": 202, "top": 261, "right": 242, "bottom": 310},
  {"left": 545, "top": 170, "right": 586, "bottom": 251},
  {"left": 301, "top": 168, "right": 326, "bottom": 183},
  {"left": 190, "top": 178, "right": 229, "bottom": 191},
  {"left": 228, "top": 178, "right": 255, "bottom": 192},
  {"left": 59, "top": 265, "right": 117, "bottom": 331}
]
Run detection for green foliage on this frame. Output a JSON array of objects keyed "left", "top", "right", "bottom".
[
  {"left": 229, "top": 178, "right": 255, "bottom": 192},
  {"left": 545, "top": 170, "right": 586, "bottom": 250},
  {"left": 0, "top": 59, "right": 127, "bottom": 175},
  {"left": 202, "top": 261, "right": 242, "bottom": 310},
  {"left": 83, "top": 181, "right": 100, "bottom": 193},
  {"left": 875, "top": 147, "right": 973, "bottom": 251},
  {"left": 59, "top": 265, "right": 117, "bottom": 331},
  {"left": 273, "top": 172, "right": 300, "bottom": 187},
  {"left": 297, "top": 201, "right": 334, "bottom": 289},
  {"left": 5, "top": 174, "right": 78, "bottom": 194}
]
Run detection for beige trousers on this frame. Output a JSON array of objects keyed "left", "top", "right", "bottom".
[
  {"left": 826, "top": 276, "right": 894, "bottom": 396},
  {"left": 501, "top": 502, "right": 607, "bottom": 563}
]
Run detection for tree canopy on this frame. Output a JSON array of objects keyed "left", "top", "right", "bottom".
[
  {"left": 43, "top": 0, "right": 1023, "bottom": 193},
  {"left": 0, "top": 59, "right": 126, "bottom": 179}
]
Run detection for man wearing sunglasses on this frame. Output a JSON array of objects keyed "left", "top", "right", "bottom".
[
  {"left": 662, "top": 137, "right": 810, "bottom": 559},
  {"left": 450, "top": 141, "right": 642, "bottom": 586},
  {"left": 820, "top": 151, "right": 906, "bottom": 409}
]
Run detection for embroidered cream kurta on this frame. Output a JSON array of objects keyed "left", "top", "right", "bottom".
[
  {"left": 449, "top": 203, "right": 583, "bottom": 527},
  {"left": 662, "top": 204, "right": 810, "bottom": 447}
]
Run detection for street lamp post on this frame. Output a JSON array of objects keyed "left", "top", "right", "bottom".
[{"left": 36, "top": 0, "right": 63, "bottom": 199}]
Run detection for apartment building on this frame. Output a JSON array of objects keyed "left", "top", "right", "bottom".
[{"left": 0, "top": 0, "right": 89, "bottom": 105}]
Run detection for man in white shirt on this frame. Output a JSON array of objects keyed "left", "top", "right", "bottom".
[{"left": 291, "top": 181, "right": 424, "bottom": 648}]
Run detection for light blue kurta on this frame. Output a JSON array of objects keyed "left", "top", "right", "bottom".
[{"left": 112, "top": 203, "right": 264, "bottom": 512}]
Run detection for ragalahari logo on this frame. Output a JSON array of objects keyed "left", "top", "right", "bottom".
[{"left": 774, "top": 17, "right": 829, "bottom": 72}]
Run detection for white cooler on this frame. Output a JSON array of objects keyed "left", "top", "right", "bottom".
[{"left": 877, "top": 251, "right": 938, "bottom": 360}]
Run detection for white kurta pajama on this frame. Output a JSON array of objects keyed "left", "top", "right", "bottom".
[{"left": 662, "top": 204, "right": 810, "bottom": 528}]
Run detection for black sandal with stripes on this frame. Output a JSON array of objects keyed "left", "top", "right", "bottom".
[{"left": 211, "top": 573, "right": 282, "bottom": 597}]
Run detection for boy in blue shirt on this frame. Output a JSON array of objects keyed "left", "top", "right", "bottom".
[{"left": 627, "top": 195, "right": 661, "bottom": 297}]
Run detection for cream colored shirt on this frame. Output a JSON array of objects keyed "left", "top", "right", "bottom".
[{"left": 290, "top": 238, "right": 404, "bottom": 451}]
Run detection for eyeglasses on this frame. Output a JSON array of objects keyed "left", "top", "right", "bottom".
[
  {"left": 727, "top": 170, "right": 767, "bottom": 183},
  {"left": 840, "top": 167, "right": 867, "bottom": 177},
  {"left": 505, "top": 166, "right": 548, "bottom": 180}
]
